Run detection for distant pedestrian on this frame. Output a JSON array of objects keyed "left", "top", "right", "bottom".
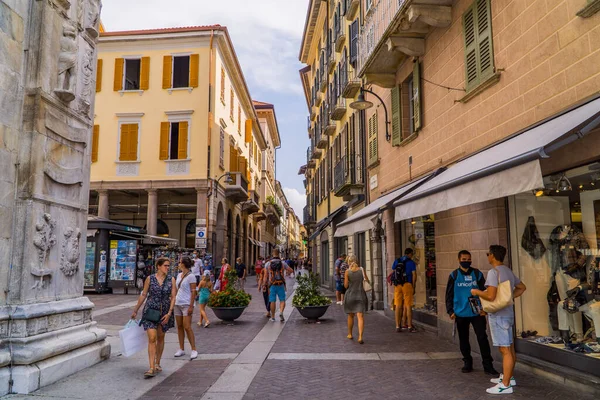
[
  {"left": 258, "top": 264, "right": 271, "bottom": 318},
  {"left": 255, "top": 256, "right": 264, "bottom": 285},
  {"left": 344, "top": 255, "right": 369, "bottom": 344},
  {"left": 218, "top": 258, "right": 231, "bottom": 290},
  {"left": 471, "top": 245, "right": 527, "bottom": 395},
  {"left": 335, "top": 254, "right": 347, "bottom": 305},
  {"left": 173, "top": 256, "right": 198, "bottom": 360},
  {"left": 197, "top": 270, "right": 212, "bottom": 328},
  {"left": 192, "top": 252, "right": 202, "bottom": 285},
  {"left": 265, "top": 249, "right": 294, "bottom": 322},
  {"left": 392, "top": 248, "right": 417, "bottom": 332},
  {"left": 131, "top": 257, "right": 176, "bottom": 378},
  {"left": 445, "top": 250, "right": 497, "bottom": 375},
  {"left": 235, "top": 257, "right": 247, "bottom": 291}
]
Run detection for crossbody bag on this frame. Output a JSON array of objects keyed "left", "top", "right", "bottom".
[{"left": 142, "top": 275, "right": 166, "bottom": 323}]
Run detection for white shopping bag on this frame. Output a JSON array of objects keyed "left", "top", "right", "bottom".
[{"left": 119, "top": 320, "right": 148, "bottom": 357}]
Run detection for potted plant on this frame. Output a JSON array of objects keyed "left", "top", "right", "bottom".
[
  {"left": 292, "top": 272, "right": 332, "bottom": 320},
  {"left": 208, "top": 268, "right": 252, "bottom": 322}
]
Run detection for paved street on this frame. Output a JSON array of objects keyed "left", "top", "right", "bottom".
[{"left": 3, "top": 278, "right": 596, "bottom": 400}]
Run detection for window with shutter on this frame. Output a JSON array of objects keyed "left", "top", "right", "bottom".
[
  {"left": 220, "top": 68, "right": 226, "bottom": 103},
  {"left": 159, "top": 122, "right": 170, "bottom": 160},
  {"left": 172, "top": 55, "right": 190, "bottom": 88},
  {"left": 119, "top": 123, "right": 138, "bottom": 161},
  {"left": 140, "top": 57, "right": 150, "bottom": 90},
  {"left": 463, "top": 0, "right": 495, "bottom": 92},
  {"left": 190, "top": 54, "right": 199, "bottom": 88},
  {"left": 91, "top": 125, "right": 99, "bottom": 162},
  {"left": 238, "top": 107, "right": 241, "bottom": 133},
  {"left": 177, "top": 121, "right": 188, "bottom": 159},
  {"left": 350, "top": 20, "right": 359, "bottom": 66},
  {"left": 229, "top": 145, "right": 238, "bottom": 172},
  {"left": 245, "top": 119, "right": 252, "bottom": 143},
  {"left": 391, "top": 85, "right": 401, "bottom": 146},
  {"left": 162, "top": 56, "right": 173, "bottom": 89},
  {"left": 95, "top": 59, "right": 102, "bottom": 93},
  {"left": 219, "top": 128, "right": 225, "bottom": 168},
  {"left": 368, "top": 112, "right": 378, "bottom": 166},
  {"left": 113, "top": 58, "right": 124, "bottom": 91},
  {"left": 413, "top": 60, "right": 422, "bottom": 132},
  {"left": 230, "top": 89, "right": 235, "bottom": 121}
]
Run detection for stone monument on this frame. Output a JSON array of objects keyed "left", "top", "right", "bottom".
[{"left": 0, "top": 0, "right": 109, "bottom": 395}]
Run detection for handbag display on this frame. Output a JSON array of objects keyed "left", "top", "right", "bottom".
[{"left": 480, "top": 269, "right": 513, "bottom": 313}]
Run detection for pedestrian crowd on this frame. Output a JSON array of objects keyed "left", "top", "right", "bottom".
[{"left": 130, "top": 248, "right": 305, "bottom": 379}]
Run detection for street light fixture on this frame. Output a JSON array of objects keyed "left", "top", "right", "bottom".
[{"left": 350, "top": 87, "right": 391, "bottom": 142}]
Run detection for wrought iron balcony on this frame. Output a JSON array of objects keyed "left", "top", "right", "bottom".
[
  {"left": 243, "top": 190, "right": 261, "bottom": 214},
  {"left": 341, "top": 64, "right": 361, "bottom": 98},
  {"left": 225, "top": 172, "right": 249, "bottom": 204},
  {"left": 358, "top": 0, "right": 452, "bottom": 86},
  {"left": 319, "top": 71, "right": 327, "bottom": 93},
  {"left": 311, "top": 146, "right": 323, "bottom": 159},
  {"left": 327, "top": 48, "right": 336, "bottom": 74},
  {"left": 309, "top": 106, "right": 317, "bottom": 121},
  {"left": 306, "top": 147, "right": 316, "bottom": 169},
  {"left": 316, "top": 127, "right": 329, "bottom": 148},
  {"left": 303, "top": 205, "right": 316, "bottom": 227},
  {"left": 331, "top": 98, "right": 347, "bottom": 121},
  {"left": 314, "top": 92, "right": 323, "bottom": 106},
  {"left": 335, "top": 27, "right": 346, "bottom": 53},
  {"left": 264, "top": 203, "right": 281, "bottom": 225},
  {"left": 334, "top": 154, "right": 364, "bottom": 199}
]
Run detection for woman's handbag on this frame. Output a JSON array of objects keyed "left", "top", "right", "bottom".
[
  {"left": 361, "top": 267, "right": 373, "bottom": 292},
  {"left": 480, "top": 270, "right": 513, "bottom": 313},
  {"left": 141, "top": 276, "right": 166, "bottom": 323}
]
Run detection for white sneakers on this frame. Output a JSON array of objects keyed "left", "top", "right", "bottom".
[
  {"left": 174, "top": 349, "right": 198, "bottom": 360},
  {"left": 490, "top": 374, "right": 517, "bottom": 386},
  {"left": 486, "top": 374, "right": 516, "bottom": 395},
  {"left": 174, "top": 349, "right": 185, "bottom": 357},
  {"left": 336, "top": 301, "right": 343, "bottom": 305},
  {"left": 486, "top": 383, "right": 513, "bottom": 395}
]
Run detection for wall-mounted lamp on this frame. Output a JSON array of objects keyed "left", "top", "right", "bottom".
[{"left": 350, "top": 87, "right": 391, "bottom": 142}]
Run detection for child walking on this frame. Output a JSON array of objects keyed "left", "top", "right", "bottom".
[{"left": 197, "top": 270, "right": 212, "bottom": 328}]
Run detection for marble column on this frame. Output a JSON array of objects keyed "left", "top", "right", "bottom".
[
  {"left": 146, "top": 189, "right": 158, "bottom": 236},
  {"left": 0, "top": 0, "right": 108, "bottom": 395},
  {"left": 370, "top": 217, "right": 385, "bottom": 310},
  {"left": 97, "top": 189, "right": 109, "bottom": 219}
]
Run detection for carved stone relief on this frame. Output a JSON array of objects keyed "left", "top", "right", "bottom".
[
  {"left": 78, "top": 45, "right": 94, "bottom": 116},
  {"left": 31, "top": 213, "right": 57, "bottom": 289},
  {"left": 85, "top": 0, "right": 101, "bottom": 38},
  {"left": 60, "top": 227, "right": 81, "bottom": 276},
  {"left": 54, "top": 23, "right": 78, "bottom": 103}
]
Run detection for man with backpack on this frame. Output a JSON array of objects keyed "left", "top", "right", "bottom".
[
  {"left": 265, "top": 249, "right": 294, "bottom": 322},
  {"left": 392, "top": 248, "right": 417, "bottom": 332},
  {"left": 445, "top": 250, "right": 497, "bottom": 375}
]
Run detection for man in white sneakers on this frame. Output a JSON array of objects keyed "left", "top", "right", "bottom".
[{"left": 471, "top": 245, "right": 527, "bottom": 395}]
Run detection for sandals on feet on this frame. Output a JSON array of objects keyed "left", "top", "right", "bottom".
[
  {"left": 144, "top": 369, "right": 156, "bottom": 378},
  {"left": 358, "top": 339, "right": 364, "bottom": 344},
  {"left": 155, "top": 365, "right": 162, "bottom": 373},
  {"left": 204, "top": 322, "right": 211, "bottom": 328}
]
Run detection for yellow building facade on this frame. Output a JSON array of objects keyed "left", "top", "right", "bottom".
[{"left": 90, "top": 26, "right": 274, "bottom": 266}]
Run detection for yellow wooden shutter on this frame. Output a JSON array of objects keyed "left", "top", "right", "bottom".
[
  {"left": 245, "top": 119, "right": 252, "bottom": 143},
  {"left": 229, "top": 145, "right": 238, "bottom": 172},
  {"left": 128, "top": 124, "right": 139, "bottom": 161},
  {"left": 91, "top": 125, "right": 99, "bottom": 162},
  {"left": 178, "top": 121, "right": 188, "bottom": 159},
  {"left": 238, "top": 157, "right": 248, "bottom": 179},
  {"left": 119, "top": 124, "right": 129, "bottom": 161},
  {"left": 113, "top": 58, "right": 124, "bottom": 91},
  {"left": 95, "top": 59, "right": 103, "bottom": 93},
  {"left": 160, "top": 122, "right": 170, "bottom": 160},
  {"left": 190, "top": 54, "right": 199, "bottom": 88},
  {"left": 162, "top": 56, "right": 172, "bottom": 89},
  {"left": 140, "top": 57, "right": 150, "bottom": 90}
]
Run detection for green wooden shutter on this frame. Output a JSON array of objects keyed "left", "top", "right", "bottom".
[
  {"left": 391, "top": 85, "right": 401, "bottom": 146},
  {"left": 413, "top": 61, "right": 422, "bottom": 132},
  {"left": 372, "top": 112, "right": 378, "bottom": 162},
  {"left": 368, "top": 113, "right": 378, "bottom": 165},
  {"left": 463, "top": 4, "right": 479, "bottom": 91},
  {"left": 476, "top": 0, "right": 494, "bottom": 81}
]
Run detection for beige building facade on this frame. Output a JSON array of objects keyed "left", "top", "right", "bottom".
[{"left": 301, "top": 0, "right": 600, "bottom": 381}]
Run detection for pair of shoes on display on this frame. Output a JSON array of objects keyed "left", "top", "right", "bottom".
[
  {"left": 533, "top": 336, "right": 563, "bottom": 345},
  {"left": 520, "top": 330, "right": 538, "bottom": 338}
]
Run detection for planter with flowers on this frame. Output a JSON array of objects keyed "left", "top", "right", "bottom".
[
  {"left": 208, "top": 268, "right": 252, "bottom": 322},
  {"left": 292, "top": 272, "right": 332, "bottom": 320}
]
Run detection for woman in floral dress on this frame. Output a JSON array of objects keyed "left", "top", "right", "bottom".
[{"left": 132, "top": 257, "right": 176, "bottom": 378}]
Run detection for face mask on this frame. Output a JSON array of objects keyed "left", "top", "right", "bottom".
[{"left": 460, "top": 261, "right": 472, "bottom": 269}]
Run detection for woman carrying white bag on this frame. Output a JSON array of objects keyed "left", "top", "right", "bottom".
[
  {"left": 470, "top": 245, "right": 527, "bottom": 396},
  {"left": 131, "top": 257, "right": 176, "bottom": 378}
]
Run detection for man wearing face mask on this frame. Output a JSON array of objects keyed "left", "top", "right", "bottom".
[{"left": 445, "top": 250, "right": 497, "bottom": 375}]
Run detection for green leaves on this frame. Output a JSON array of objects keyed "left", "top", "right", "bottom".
[
  {"left": 292, "top": 272, "right": 332, "bottom": 309},
  {"left": 208, "top": 267, "right": 252, "bottom": 308}
]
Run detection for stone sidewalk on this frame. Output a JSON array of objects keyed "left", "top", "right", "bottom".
[{"left": 3, "top": 278, "right": 598, "bottom": 400}]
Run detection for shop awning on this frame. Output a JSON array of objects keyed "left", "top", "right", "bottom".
[
  {"left": 333, "top": 173, "right": 437, "bottom": 238},
  {"left": 249, "top": 238, "right": 258, "bottom": 245},
  {"left": 394, "top": 96, "right": 600, "bottom": 222},
  {"left": 142, "top": 235, "right": 179, "bottom": 246},
  {"left": 308, "top": 206, "right": 347, "bottom": 241}
]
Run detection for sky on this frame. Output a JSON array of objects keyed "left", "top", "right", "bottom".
[{"left": 100, "top": 0, "right": 310, "bottom": 217}]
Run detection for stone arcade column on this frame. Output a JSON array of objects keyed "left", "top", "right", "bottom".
[
  {"left": 0, "top": 0, "right": 108, "bottom": 395},
  {"left": 370, "top": 217, "right": 385, "bottom": 310},
  {"left": 97, "top": 189, "right": 109, "bottom": 218},
  {"left": 146, "top": 189, "right": 158, "bottom": 236}
]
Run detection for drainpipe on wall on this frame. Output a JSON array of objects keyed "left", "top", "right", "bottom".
[{"left": 205, "top": 30, "right": 215, "bottom": 255}]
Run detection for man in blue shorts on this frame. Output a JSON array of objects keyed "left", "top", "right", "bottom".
[{"left": 265, "top": 249, "right": 294, "bottom": 322}]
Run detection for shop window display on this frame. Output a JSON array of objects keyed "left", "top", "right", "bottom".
[
  {"left": 509, "top": 162, "right": 600, "bottom": 357},
  {"left": 402, "top": 215, "right": 437, "bottom": 314}
]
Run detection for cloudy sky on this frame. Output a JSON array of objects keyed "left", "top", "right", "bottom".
[{"left": 100, "top": 0, "right": 309, "bottom": 217}]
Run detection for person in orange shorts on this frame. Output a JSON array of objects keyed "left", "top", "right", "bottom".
[{"left": 392, "top": 248, "right": 417, "bottom": 332}]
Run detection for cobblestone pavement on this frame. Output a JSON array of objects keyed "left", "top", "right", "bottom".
[{"left": 5, "top": 278, "right": 597, "bottom": 400}]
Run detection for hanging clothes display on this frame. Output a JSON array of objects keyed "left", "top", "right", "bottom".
[
  {"left": 548, "top": 224, "right": 589, "bottom": 280},
  {"left": 521, "top": 216, "right": 547, "bottom": 260}
]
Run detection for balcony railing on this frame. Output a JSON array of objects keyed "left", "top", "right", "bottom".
[
  {"left": 307, "top": 147, "right": 316, "bottom": 168},
  {"left": 327, "top": 46, "right": 336, "bottom": 74},
  {"left": 314, "top": 91, "right": 323, "bottom": 106},
  {"left": 335, "top": 24, "right": 346, "bottom": 53},
  {"left": 346, "top": 0, "right": 360, "bottom": 21},
  {"left": 333, "top": 154, "right": 364, "bottom": 198},
  {"left": 331, "top": 98, "right": 346, "bottom": 121},
  {"left": 303, "top": 205, "right": 315, "bottom": 225},
  {"left": 358, "top": 0, "right": 408, "bottom": 74},
  {"left": 225, "top": 171, "right": 249, "bottom": 204},
  {"left": 341, "top": 64, "right": 361, "bottom": 98}
]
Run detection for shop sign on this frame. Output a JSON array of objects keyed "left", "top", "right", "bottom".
[
  {"left": 196, "top": 238, "right": 207, "bottom": 248},
  {"left": 370, "top": 174, "right": 378, "bottom": 190}
]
